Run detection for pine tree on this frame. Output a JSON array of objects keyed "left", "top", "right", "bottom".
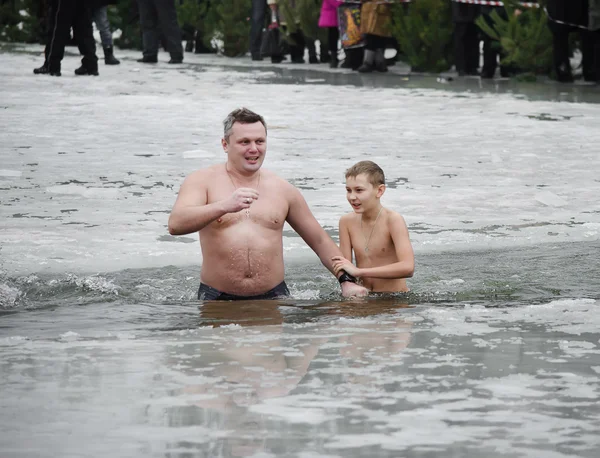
[
  {"left": 176, "top": 0, "right": 218, "bottom": 51},
  {"left": 113, "top": 0, "right": 143, "bottom": 50},
  {"left": 214, "top": 0, "right": 252, "bottom": 57},
  {"left": 296, "top": 0, "right": 322, "bottom": 42},
  {"left": 278, "top": 0, "right": 324, "bottom": 45},
  {"left": 476, "top": 0, "right": 552, "bottom": 78},
  {"left": 0, "top": 0, "right": 43, "bottom": 43},
  {"left": 390, "top": 0, "right": 454, "bottom": 73}
]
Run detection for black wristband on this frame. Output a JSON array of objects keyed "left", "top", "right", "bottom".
[{"left": 338, "top": 271, "right": 358, "bottom": 284}]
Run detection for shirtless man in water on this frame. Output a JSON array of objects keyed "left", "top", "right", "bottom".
[{"left": 168, "top": 107, "right": 368, "bottom": 300}]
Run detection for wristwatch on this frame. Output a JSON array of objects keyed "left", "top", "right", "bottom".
[{"left": 338, "top": 271, "right": 358, "bottom": 284}]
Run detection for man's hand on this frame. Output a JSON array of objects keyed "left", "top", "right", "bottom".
[
  {"left": 223, "top": 187, "right": 259, "bottom": 214},
  {"left": 331, "top": 256, "right": 361, "bottom": 277},
  {"left": 340, "top": 281, "right": 368, "bottom": 298}
]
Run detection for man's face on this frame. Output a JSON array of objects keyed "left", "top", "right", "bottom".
[
  {"left": 222, "top": 121, "right": 267, "bottom": 173},
  {"left": 345, "top": 173, "right": 383, "bottom": 213}
]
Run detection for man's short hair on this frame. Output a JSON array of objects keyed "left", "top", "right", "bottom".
[
  {"left": 223, "top": 107, "right": 267, "bottom": 141},
  {"left": 345, "top": 160, "right": 386, "bottom": 187}
]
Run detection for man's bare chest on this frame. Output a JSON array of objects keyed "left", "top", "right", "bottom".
[{"left": 207, "top": 184, "right": 288, "bottom": 231}]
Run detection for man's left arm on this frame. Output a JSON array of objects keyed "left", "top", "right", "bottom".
[{"left": 285, "top": 187, "right": 368, "bottom": 297}]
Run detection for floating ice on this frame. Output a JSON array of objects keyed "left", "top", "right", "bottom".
[
  {"left": 46, "top": 185, "right": 122, "bottom": 199},
  {"left": 0, "top": 169, "right": 22, "bottom": 178},
  {"left": 535, "top": 190, "right": 568, "bottom": 207},
  {"left": 182, "top": 149, "right": 216, "bottom": 159}
]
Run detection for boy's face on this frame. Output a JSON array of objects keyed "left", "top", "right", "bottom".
[{"left": 345, "top": 173, "right": 384, "bottom": 213}]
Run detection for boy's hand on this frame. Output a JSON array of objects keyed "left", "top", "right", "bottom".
[{"left": 332, "top": 256, "right": 361, "bottom": 277}]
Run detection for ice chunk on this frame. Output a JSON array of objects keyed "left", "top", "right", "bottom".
[{"left": 535, "top": 190, "right": 568, "bottom": 207}]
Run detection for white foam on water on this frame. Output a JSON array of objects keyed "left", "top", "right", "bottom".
[
  {"left": 411, "top": 298, "right": 600, "bottom": 337},
  {"left": 181, "top": 149, "right": 217, "bottom": 159},
  {"left": 297, "top": 452, "right": 342, "bottom": 458},
  {"left": 46, "top": 184, "right": 123, "bottom": 199},
  {"left": 0, "top": 169, "right": 22, "bottom": 178},
  {"left": 58, "top": 331, "right": 81, "bottom": 342},
  {"left": 0, "top": 283, "right": 21, "bottom": 308},
  {"left": 0, "top": 335, "right": 30, "bottom": 346},
  {"left": 250, "top": 395, "right": 346, "bottom": 425}
]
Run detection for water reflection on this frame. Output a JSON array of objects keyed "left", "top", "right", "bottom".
[{"left": 161, "top": 298, "right": 412, "bottom": 457}]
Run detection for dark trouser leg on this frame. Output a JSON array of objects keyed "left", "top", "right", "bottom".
[
  {"left": 328, "top": 26, "right": 339, "bottom": 57},
  {"left": 43, "top": 1, "right": 55, "bottom": 62},
  {"left": 454, "top": 22, "right": 468, "bottom": 75},
  {"left": 45, "top": 0, "right": 75, "bottom": 71},
  {"left": 344, "top": 47, "right": 363, "bottom": 70},
  {"left": 250, "top": 0, "right": 266, "bottom": 56},
  {"left": 194, "top": 0, "right": 213, "bottom": 53},
  {"left": 480, "top": 10, "right": 496, "bottom": 77},
  {"left": 319, "top": 38, "right": 329, "bottom": 62},
  {"left": 92, "top": 6, "right": 113, "bottom": 48},
  {"left": 137, "top": 0, "right": 159, "bottom": 57},
  {"left": 182, "top": 22, "right": 195, "bottom": 52},
  {"left": 359, "top": 34, "right": 386, "bottom": 72},
  {"left": 155, "top": 0, "right": 183, "bottom": 58},
  {"left": 593, "top": 31, "right": 600, "bottom": 82},
  {"left": 481, "top": 35, "right": 497, "bottom": 77},
  {"left": 73, "top": 1, "right": 98, "bottom": 71},
  {"left": 455, "top": 22, "right": 479, "bottom": 75},
  {"left": 581, "top": 29, "right": 596, "bottom": 81},
  {"left": 35, "top": 0, "right": 49, "bottom": 44},
  {"left": 466, "top": 22, "right": 480, "bottom": 74},
  {"left": 548, "top": 20, "right": 573, "bottom": 81},
  {"left": 289, "top": 29, "right": 306, "bottom": 62},
  {"left": 364, "top": 33, "right": 377, "bottom": 51}
]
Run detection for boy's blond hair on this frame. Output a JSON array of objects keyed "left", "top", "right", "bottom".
[{"left": 345, "top": 161, "right": 385, "bottom": 187}]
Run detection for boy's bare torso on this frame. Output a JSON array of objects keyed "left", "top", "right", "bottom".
[
  {"left": 198, "top": 166, "right": 290, "bottom": 295},
  {"left": 346, "top": 212, "right": 409, "bottom": 292}
]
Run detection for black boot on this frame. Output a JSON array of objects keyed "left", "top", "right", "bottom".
[
  {"left": 554, "top": 62, "right": 574, "bottom": 83},
  {"left": 357, "top": 49, "right": 375, "bottom": 73},
  {"left": 168, "top": 54, "right": 183, "bottom": 64},
  {"left": 33, "top": 63, "right": 61, "bottom": 76},
  {"left": 103, "top": 46, "right": 120, "bottom": 65},
  {"left": 357, "top": 62, "right": 374, "bottom": 73},
  {"left": 137, "top": 55, "right": 158, "bottom": 64},
  {"left": 74, "top": 65, "right": 99, "bottom": 76}
]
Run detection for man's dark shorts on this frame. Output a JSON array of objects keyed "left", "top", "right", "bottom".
[{"left": 198, "top": 281, "right": 290, "bottom": 301}]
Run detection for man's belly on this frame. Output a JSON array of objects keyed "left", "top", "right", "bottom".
[{"left": 199, "top": 224, "right": 285, "bottom": 296}]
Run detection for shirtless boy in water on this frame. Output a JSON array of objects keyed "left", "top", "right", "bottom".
[{"left": 332, "top": 161, "right": 415, "bottom": 292}]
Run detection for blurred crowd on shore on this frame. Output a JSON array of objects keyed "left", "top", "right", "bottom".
[{"left": 1, "top": 0, "right": 597, "bottom": 82}]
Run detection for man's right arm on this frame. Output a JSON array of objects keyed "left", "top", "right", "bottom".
[
  {"left": 168, "top": 172, "right": 226, "bottom": 236},
  {"left": 338, "top": 215, "right": 353, "bottom": 261}
]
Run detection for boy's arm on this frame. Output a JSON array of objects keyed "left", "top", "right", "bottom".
[{"left": 338, "top": 213, "right": 414, "bottom": 279}]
